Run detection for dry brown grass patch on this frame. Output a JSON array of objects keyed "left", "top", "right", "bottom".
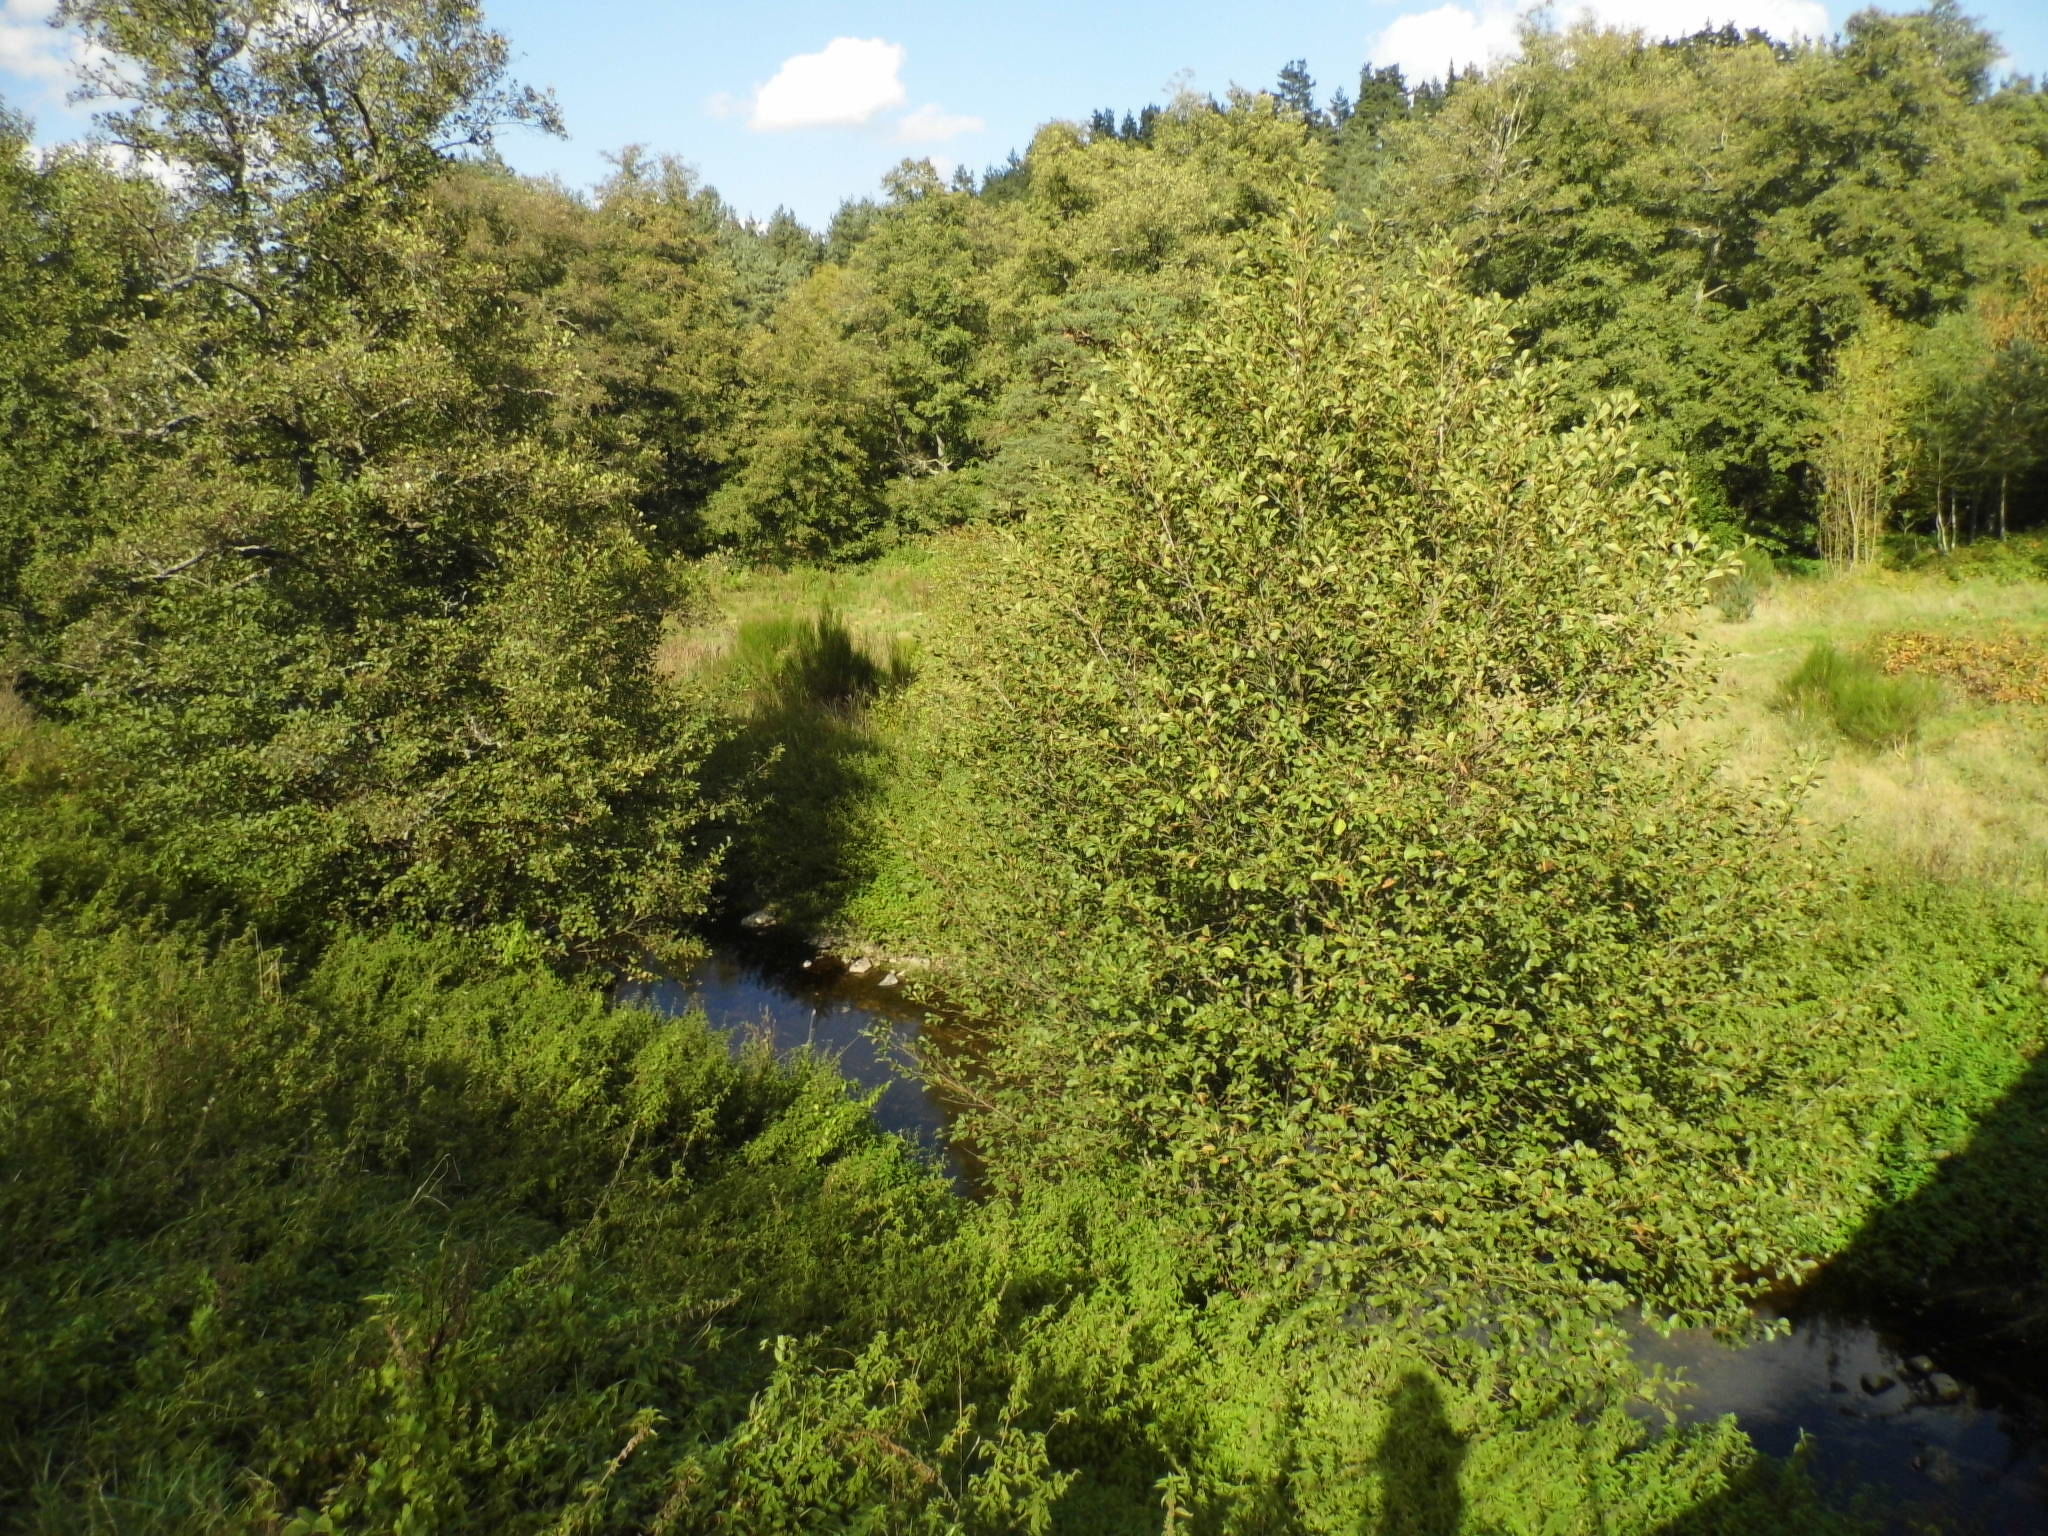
[{"left": 1878, "top": 629, "right": 2048, "bottom": 706}]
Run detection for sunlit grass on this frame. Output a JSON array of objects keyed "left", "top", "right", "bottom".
[
  {"left": 657, "top": 544, "right": 942, "bottom": 687},
  {"left": 1778, "top": 642, "right": 1941, "bottom": 749},
  {"left": 1677, "top": 559, "right": 2048, "bottom": 891}
]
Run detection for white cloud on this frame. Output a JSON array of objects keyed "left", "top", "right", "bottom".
[
  {"left": 896, "top": 102, "right": 984, "bottom": 144},
  {"left": 0, "top": 0, "right": 79, "bottom": 89},
  {"left": 1371, "top": 3, "right": 1523, "bottom": 80},
  {"left": 748, "top": 36, "right": 906, "bottom": 132},
  {"left": 1366, "top": 0, "right": 1832, "bottom": 84}
]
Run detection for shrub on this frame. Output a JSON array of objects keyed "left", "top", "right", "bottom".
[
  {"left": 1707, "top": 546, "right": 1775, "bottom": 621},
  {"left": 931, "top": 206, "right": 1825, "bottom": 1353},
  {"left": 1933, "top": 532, "right": 2048, "bottom": 584},
  {"left": 1780, "top": 643, "right": 1941, "bottom": 748}
]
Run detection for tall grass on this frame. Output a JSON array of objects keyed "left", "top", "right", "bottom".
[
  {"left": 695, "top": 608, "right": 920, "bottom": 928},
  {"left": 731, "top": 609, "right": 916, "bottom": 708},
  {"left": 1779, "top": 642, "right": 1942, "bottom": 749}
]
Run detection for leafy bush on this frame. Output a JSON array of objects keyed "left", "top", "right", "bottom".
[
  {"left": 0, "top": 919, "right": 984, "bottom": 1533},
  {"left": 1780, "top": 643, "right": 1942, "bottom": 748},
  {"left": 0, "top": 903, "right": 1838, "bottom": 1536},
  {"left": 3, "top": 2, "right": 725, "bottom": 966},
  {"left": 1935, "top": 532, "right": 2048, "bottom": 584},
  {"left": 929, "top": 207, "right": 1828, "bottom": 1354}
]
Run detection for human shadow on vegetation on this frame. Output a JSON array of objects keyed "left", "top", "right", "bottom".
[
  {"left": 1376, "top": 1372, "right": 1466, "bottom": 1536},
  {"left": 1652, "top": 1039, "right": 2048, "bottom": 1534},
  {"left": 704, "top": 608, "right": 915, "bottom": 930}
]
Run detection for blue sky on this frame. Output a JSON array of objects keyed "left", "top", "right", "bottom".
[{"left": 4, "top": 0, "right": 2045, "bottom": 228}]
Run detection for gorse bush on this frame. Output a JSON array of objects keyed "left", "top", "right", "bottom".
[
  {"left": 1780, "top": 642, "right": 1942, "bottom": 748},
  {"left": 935, "top": 203, "right": 1830, "bottom": 1355}
]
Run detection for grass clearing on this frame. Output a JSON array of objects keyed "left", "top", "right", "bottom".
[
  {"left": 1680, "top": 554, "right": 2048, "bottom": 890},
  {"left": 657, "top": 545, "right": 946, "bottom": 687},
  {"left": 659, "top": 546, "right": 959, "bottom": 933}
]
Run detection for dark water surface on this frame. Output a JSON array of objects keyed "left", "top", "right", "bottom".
[
  {"left": 1633, "top": 1297, "right": 2048, "bottom": 1532},
  {"left": 628, "top": 936, "right": 2048, "bottom": 1532},
  {"left": 618, "top": 932, "right": 984, "bottom": 1188}
]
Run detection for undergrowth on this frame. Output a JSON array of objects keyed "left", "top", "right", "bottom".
[
  {"left": 0, "top": 662, "right": 1907, "bottom": 1536},
  {"left": 1878, "top": 627, "right": 2048, "bottom": 704},
  {"left": 1779, "top": 642, "right": 1943, "bottom": 748}
]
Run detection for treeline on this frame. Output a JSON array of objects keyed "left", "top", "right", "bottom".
[
  {"left": 481, "top": 3, "right": 2048, "bottom": 566},
  {"left": 549, "top": 2, "right": 2046, "bottom": 566},
  {"left": 13, "top": 4, "right": 2040, "bottom": 616}
]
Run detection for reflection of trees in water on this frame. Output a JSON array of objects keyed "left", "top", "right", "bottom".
[
  {"left": 1376, "top": 1372, "right": 1465, "bottom": 1536},
  {"left": 1655, "top": 1046, "right": 2048, "bottom": 1534}
]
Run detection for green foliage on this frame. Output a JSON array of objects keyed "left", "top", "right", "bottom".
[
  {"left": 0, "top": 745, "right": 1818, "bottom": 1536},
  {"left": 8, "top": 10, "right": 2048, "bottom": 1531},
  {"left": 0, "top": 915, "right": 960, "bottom": 1532},
  {"left": 1814, "top": 317, "right": 1918, "bottom": 568},
  {"left": 1369, "top": 14, "right": 2044, "bottom": 545},
  {"left": 3, "top": 3, "right": 725, "bottom": 961},
  {"left": 932, "top": 204, "right": 1829, "bottom": 1356},
  {"left": 0, "top": 113, "right": 170, "bottom": 635},
  {"left": 435, "top": 151, "right": 750, "bottom": 552},
  {"left": 1778, "top": 643, "right": 1942, "bottom": 748},
  {"left": 699, "top": 608, "right": 915, "bottom": 928},
  {"left": 1930, "top": 529, "right": 2048, "bottom": 581},
  {"left": 1706, "top": 547, "right": 1775, "bottom": 622}
]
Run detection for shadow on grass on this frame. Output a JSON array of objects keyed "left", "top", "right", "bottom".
[
  {"left": 705, "top": 609, "right": 914, "bottom": 930},
  {"left": 1377, "top": 1372, "right": 1466, "bottom": 1536}
]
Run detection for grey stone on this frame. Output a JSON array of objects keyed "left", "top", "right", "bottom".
[
  {"left": 847, "top": 957, "right": 875, "bottom": 977},
  {"left": 1924, "top": 1372, "right": 1964, "bottom": 1404},
  {"left": 1860, "top": 1372, "right": 1895, "bottom": 1395}
]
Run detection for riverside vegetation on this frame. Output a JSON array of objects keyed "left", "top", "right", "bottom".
[{"left": 3, "top": 2, "right": 2048, "bottom": 1531}]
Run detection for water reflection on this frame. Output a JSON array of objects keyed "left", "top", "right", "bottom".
[
  {"left": 619, "top": 936, "right": 982, "bottom": 1190},
  {"left": 1635, "top": 1296, "right": 2048, "bottom": 1532}
]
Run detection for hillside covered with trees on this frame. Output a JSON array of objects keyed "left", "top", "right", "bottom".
[{"left": 3, "top": 1, "right": 2047, "bottom": 1531}]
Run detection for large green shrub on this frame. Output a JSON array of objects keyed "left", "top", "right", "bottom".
[
  {"left": 934, "top": 205, "right": 1828, "bottom": 1353},
  {"left": 0, "top": 913, "right": 1836, "bottom": 1535}
]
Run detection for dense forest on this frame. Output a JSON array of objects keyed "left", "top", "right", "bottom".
[{"left": 4, "top": 1, "right": 2047, "bottom": 1531}]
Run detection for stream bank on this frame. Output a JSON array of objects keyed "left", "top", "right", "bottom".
[{"left": 626, "top": 930, "right": 2048, "bottom": 1532}]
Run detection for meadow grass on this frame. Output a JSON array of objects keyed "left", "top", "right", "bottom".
[
  {"left": 659, "top": 547, "right": 951, "bottom": 934},
  {"left": 1678, "top": 551, "right": 2048, "bottom": 890},
  {"left": 1777, "top": 642, "right": 1942, "bottom": 749},
  {"left": 657, "top": 544, "right": 944, "bottom": 687}
]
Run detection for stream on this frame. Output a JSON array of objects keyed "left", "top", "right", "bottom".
[{"left": 625, "top": 933, "right": 2048, "bottom": 1533}]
